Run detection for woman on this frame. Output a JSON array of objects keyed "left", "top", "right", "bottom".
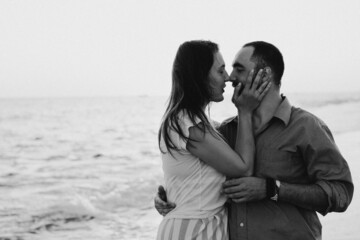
[{"left": 157, "top": 40, "right": 270, "bottom": 239}]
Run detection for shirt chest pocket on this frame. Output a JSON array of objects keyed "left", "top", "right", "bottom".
[{"left": 256, "top": 146, "right": 307, "bottom": 181}]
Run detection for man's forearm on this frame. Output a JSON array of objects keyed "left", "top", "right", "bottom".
[{"left": 278, "top": 182, "right": 328, "bottom": 214}]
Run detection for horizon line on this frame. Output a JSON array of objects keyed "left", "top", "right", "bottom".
[{"left": 1, "top": 90, "right": 360, "bottom": 100}]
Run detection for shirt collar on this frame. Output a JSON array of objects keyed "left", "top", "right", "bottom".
[
  {"left": 273, "top": 95, "right": 292, "bottom": 126},
  {"left": 228, "top": 95, "right": 292, "bottom": 126}
]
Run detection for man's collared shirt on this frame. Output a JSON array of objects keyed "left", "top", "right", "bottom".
[{"left": 219, "top": 96, "right": 353, "bottom": 240}]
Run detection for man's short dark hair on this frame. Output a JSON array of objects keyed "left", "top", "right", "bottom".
[{"left": 243, "top": 41, "right": 284, "bottom": 86}]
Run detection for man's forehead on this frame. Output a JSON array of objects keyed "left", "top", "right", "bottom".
[{"left": 233, "top": 46, "right": 254, "bottom": 64}]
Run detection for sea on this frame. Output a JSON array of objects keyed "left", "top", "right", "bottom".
[{"left": 1, "top": 92, "right": 360, "bottom": 240}]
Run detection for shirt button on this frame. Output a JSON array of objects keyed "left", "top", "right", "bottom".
[{"left": 240, "top": 222, "right": 244, "bottom": 227}]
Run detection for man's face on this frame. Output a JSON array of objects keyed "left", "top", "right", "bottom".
[{"left": 229, "top": 46, "right": 256, "bottom": 86}]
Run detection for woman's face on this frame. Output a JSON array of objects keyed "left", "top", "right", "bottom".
[{"left": 208, "top": 52, "right": 229, "bottom": 102}]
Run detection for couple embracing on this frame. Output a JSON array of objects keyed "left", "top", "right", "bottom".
[{"left": 155, "top": 40, "right": 353, "bottom": 240}]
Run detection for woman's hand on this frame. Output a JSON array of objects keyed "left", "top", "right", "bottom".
[{"left": 232, "top": 69, "right": 271, "bottom": 113}]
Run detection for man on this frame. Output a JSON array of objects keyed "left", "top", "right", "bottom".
[{"left": 155, "top": 41, "right": 353, "bottom": 240}]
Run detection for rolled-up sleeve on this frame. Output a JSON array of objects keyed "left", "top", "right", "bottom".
[
  {"left": 316, "top": 180, "right": 353, "bottom": 215},
  {"left": 303, "top": 119, "right": 354, "bottom": 215}
]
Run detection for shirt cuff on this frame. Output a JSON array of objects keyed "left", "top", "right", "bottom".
[{"left": 315, "top": 180, "right": 332, "bottom": 215}]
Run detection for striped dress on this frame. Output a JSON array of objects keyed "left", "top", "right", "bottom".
[
  {"left": 157, "top": 111, "right": 228, "bottom": 240},
  {"left": 157, "top": 208, "right": 228, "bottom": 240}
]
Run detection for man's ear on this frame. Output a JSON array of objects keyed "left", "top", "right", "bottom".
[{"left": 264, "top": 67, "right": 272, "bottom": 77}]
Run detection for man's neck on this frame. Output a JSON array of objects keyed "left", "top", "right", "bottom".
[{"left": 253, "top": 89, "right": 282, "bottom": 135}]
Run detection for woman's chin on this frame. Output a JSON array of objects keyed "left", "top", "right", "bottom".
[{"left": 212, "top": 95, "right": 224, "bottom": 102}]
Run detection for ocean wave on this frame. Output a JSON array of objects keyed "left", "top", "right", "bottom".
[
  {"left": 29, "top": 210, "right": 94, "bottom": 234},
  {"left": 288, "top": 92, "right": 360, "bottom": 108}
]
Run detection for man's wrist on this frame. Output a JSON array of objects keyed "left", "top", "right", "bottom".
[{"left": 266, "top": 178, "right": 280, "bottom": 201}]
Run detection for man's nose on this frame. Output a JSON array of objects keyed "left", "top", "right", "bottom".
[
  {"left": 227, "top": 71, "right": 239, "bottom": 86},
  {"left": 229, "top": 70, "right": 236, "bottom": 80}
]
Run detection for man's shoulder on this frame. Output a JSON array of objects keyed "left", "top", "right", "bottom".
[
  {"left": 218, "top": 116, "right": 237, "bottom": 139},
  {"left": 291, "top": 106, "right": 328, "bottom": 129}
]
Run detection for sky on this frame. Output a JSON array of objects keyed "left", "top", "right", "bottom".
[{"left": 1, "top": 0, "right": 360, "bottom": 98}]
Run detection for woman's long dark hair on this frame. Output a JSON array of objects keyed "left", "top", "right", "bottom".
[{"left": 158, "top": 40, "right": 219, "bottom": 155}]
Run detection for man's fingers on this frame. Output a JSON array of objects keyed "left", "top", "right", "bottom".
[
  {"left": 223, "top": 178, "right": 243, "bottom": 187},
  {"left": 163, "top": 208, "right": 173, "bottom": 214},
  {"left": 159, "top": 208, "right": 173, "bottom": 216},
  {"left": 158, "top": 185, "right": 166, "bottom": 193},
  {"left": 157, "top": 205, "right": 174, "bottom": 211},
  {"left": 155, "top": 196, "right": 176, "bottom": 208},
  {"left": 168, "top": 202, "right": 176, "bottom": 208},
  {"left": 158, "top": 185, "right": 167, "bottom": 202},
  {"left": 155, "top": 195, "right": 167, "bottom": 206},
  {"left": 223, "top": 185, "right": 242, "bottom": 194},
  {"left": 232, "top": 197, "right": 247, "bottom": 203},
  {"left": 154, "top": 185, "right": 175, "bottom": 217},
  {"left": 155, "top": 197, "right": 176, "bottom": 216},
  {"left": 225, "top": 189, "right": 248, "bottom": 202},
  {"left": 158, "top": 208, "right": 171, "bottom": 216},
  {"left": 226, "top": 191, "right": 245, "bottom": 199}
]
